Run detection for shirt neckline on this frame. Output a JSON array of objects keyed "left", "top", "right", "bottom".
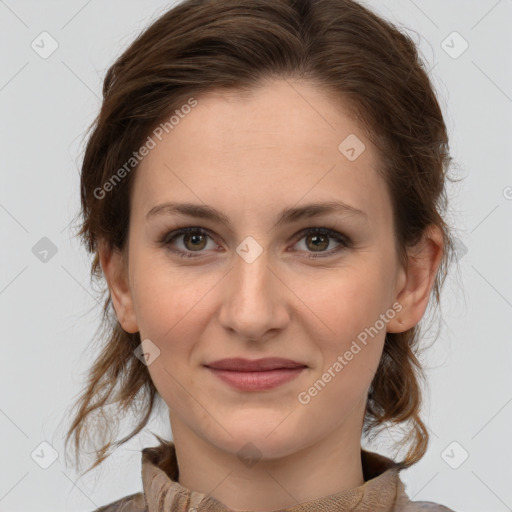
[{"left": 140, "top": 438, "right": 406, "bottom": 512}]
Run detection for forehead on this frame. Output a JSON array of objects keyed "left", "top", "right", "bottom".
[{"left": 132, "top": 79, "right": 390, "bottom": 225}]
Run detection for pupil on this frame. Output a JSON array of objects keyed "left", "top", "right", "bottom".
[
  {"left": 186, "top": 233, "right": 205, "bottom": 250},
  {"left": 310, "top": 234, "right": 328, "bottom": 251}
]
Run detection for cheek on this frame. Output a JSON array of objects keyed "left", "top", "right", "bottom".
[
  {"left": 130, "top": 253, "right": 214, "bottom": 339},
  {"left": 297, "top": 273, "right": 388, "bottom": 415},
  {"left": 293, "top": 262, "right": 390, "bottom": 346},
  {"left": 133, "top": 266, "right": 205, "bottom": 409}
]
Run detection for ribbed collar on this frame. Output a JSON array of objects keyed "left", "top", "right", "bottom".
[{"left": 140, "top": 439, "right": 410, "bottom": 512}]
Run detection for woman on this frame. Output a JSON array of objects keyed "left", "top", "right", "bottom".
[{"left": 65, "top": 0, "right": 457, "bottom": 510}]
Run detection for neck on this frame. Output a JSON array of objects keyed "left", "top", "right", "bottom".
[{"left": 169, "top": 410, "right": 366, "bottom": 511}]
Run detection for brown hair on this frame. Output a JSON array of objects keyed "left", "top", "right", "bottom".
[{"left": 64, "top": 0, "right": 455, "bottom": 476}]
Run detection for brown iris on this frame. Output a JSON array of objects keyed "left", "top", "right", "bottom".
[
  {"left": 183, "top": 232, "right": 207, "bottom": 251},
  {"left": 306, "top": 233, "right": 329, "bottom": 251}
]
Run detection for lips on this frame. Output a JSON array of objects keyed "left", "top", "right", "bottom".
[
  {"left": 204, "top": 357, "right": 307, "bottom": 372},
  {"left": 204, "top": 357, "right": 308, "bottom": 391}
]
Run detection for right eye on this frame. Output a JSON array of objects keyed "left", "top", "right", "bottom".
[{"left": 160, "top": 227, "right": 220, "bottom": 258}]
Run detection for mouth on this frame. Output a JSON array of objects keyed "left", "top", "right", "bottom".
[{"left": 204, "top": 357, "right": 308, "bottom": 391}]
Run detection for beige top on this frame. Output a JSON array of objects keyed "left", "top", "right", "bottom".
[{"left": 93, "top": 439, "right": 455, "bottom": 512}]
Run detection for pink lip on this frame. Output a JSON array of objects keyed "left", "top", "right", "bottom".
[
  {"left": 204, "top": 357, "right": 308, "bottom": 391},
  {"left": 205, "top": 357, "right": 307, "bottom": 371},
  {"left": 206, "top": 367, "right": 306, "bottom": 391}
]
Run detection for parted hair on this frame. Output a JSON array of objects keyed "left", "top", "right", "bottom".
[{"left": 64, "top": 0, "right": 454, "bottom": 476}]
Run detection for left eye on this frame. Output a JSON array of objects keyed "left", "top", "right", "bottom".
[
  {"left": 293, "top": 227, "right": 350, "bottom": 257},
  {"left": 160, "top": 227, "right": 351, "bottom": 259}
]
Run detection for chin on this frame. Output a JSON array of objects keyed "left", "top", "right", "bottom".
[{"left": 204, "top": 419, "right": 306, "bottom": 462}]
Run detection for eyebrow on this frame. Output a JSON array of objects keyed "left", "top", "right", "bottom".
[{"left": 146, "top": 200, "right": 367, "bottom": 229}]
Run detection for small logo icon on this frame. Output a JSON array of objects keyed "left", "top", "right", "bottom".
[
  {"left": 452, "top": 236, "right": 468, "bottom": 261},
  {"left": 441, "top": 440, "right": 469, "bottom": 469},
  {"left": 32, "top": 237, "right": 58, "bottom": 263},
  {"left": 441, "top": 32, "right": 469, "bottom": 59},
  {"left": 237, "top": 442, "right": 262, "bottom": 468},
  {"left": 134, "top": 338, "right": 161, "bottom": 366},
  {"left": 31, "top": 441, "right": 59, "bottom": 469},
  {"left": 31, "top": 31, "right": 59, "bottom": 59},
  {"left": 236, "top": 236, "right": 263, "bottom": 264},
  {"left": 338, "top": 134, "right": 366, "bottom": 161}
]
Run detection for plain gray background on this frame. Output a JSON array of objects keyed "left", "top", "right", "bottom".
[{"left": 1, "top": 1, "right": 511, "bottom": 511}]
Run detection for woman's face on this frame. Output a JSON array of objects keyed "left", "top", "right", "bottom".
[{"left": 106, "top": 79, "right": 410, "bottom": 460}]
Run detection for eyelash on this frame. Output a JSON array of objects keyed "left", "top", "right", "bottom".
[{"left": 159, "top": 226, "right": 352, "bottom": 260}]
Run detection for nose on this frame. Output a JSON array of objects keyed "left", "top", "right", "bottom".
[{"left": 218, "top": 247, "right": 290, "bottom": 343}]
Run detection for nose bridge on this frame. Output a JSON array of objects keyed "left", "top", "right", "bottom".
[{"left": 219, "top": 242, "right": 286, "bottom": 339}]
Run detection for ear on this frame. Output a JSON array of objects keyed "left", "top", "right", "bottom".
[
  {"left": 386, "top": 225, "right": 444, "bottom": 333},
  {"left": 98, "top": 240, "right": 139, "bottom": 334}
]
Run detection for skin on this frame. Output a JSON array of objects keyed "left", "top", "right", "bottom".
[{"left": 99, "top": 79, "right": 443, "bottom": 511}]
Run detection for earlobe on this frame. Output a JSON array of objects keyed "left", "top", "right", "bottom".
[
  {"left": 98, "top": 240, "right": 139, "bottom": 334},
  {"left": 387, "top": 226, "right": 444, "bottom": 334}
]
